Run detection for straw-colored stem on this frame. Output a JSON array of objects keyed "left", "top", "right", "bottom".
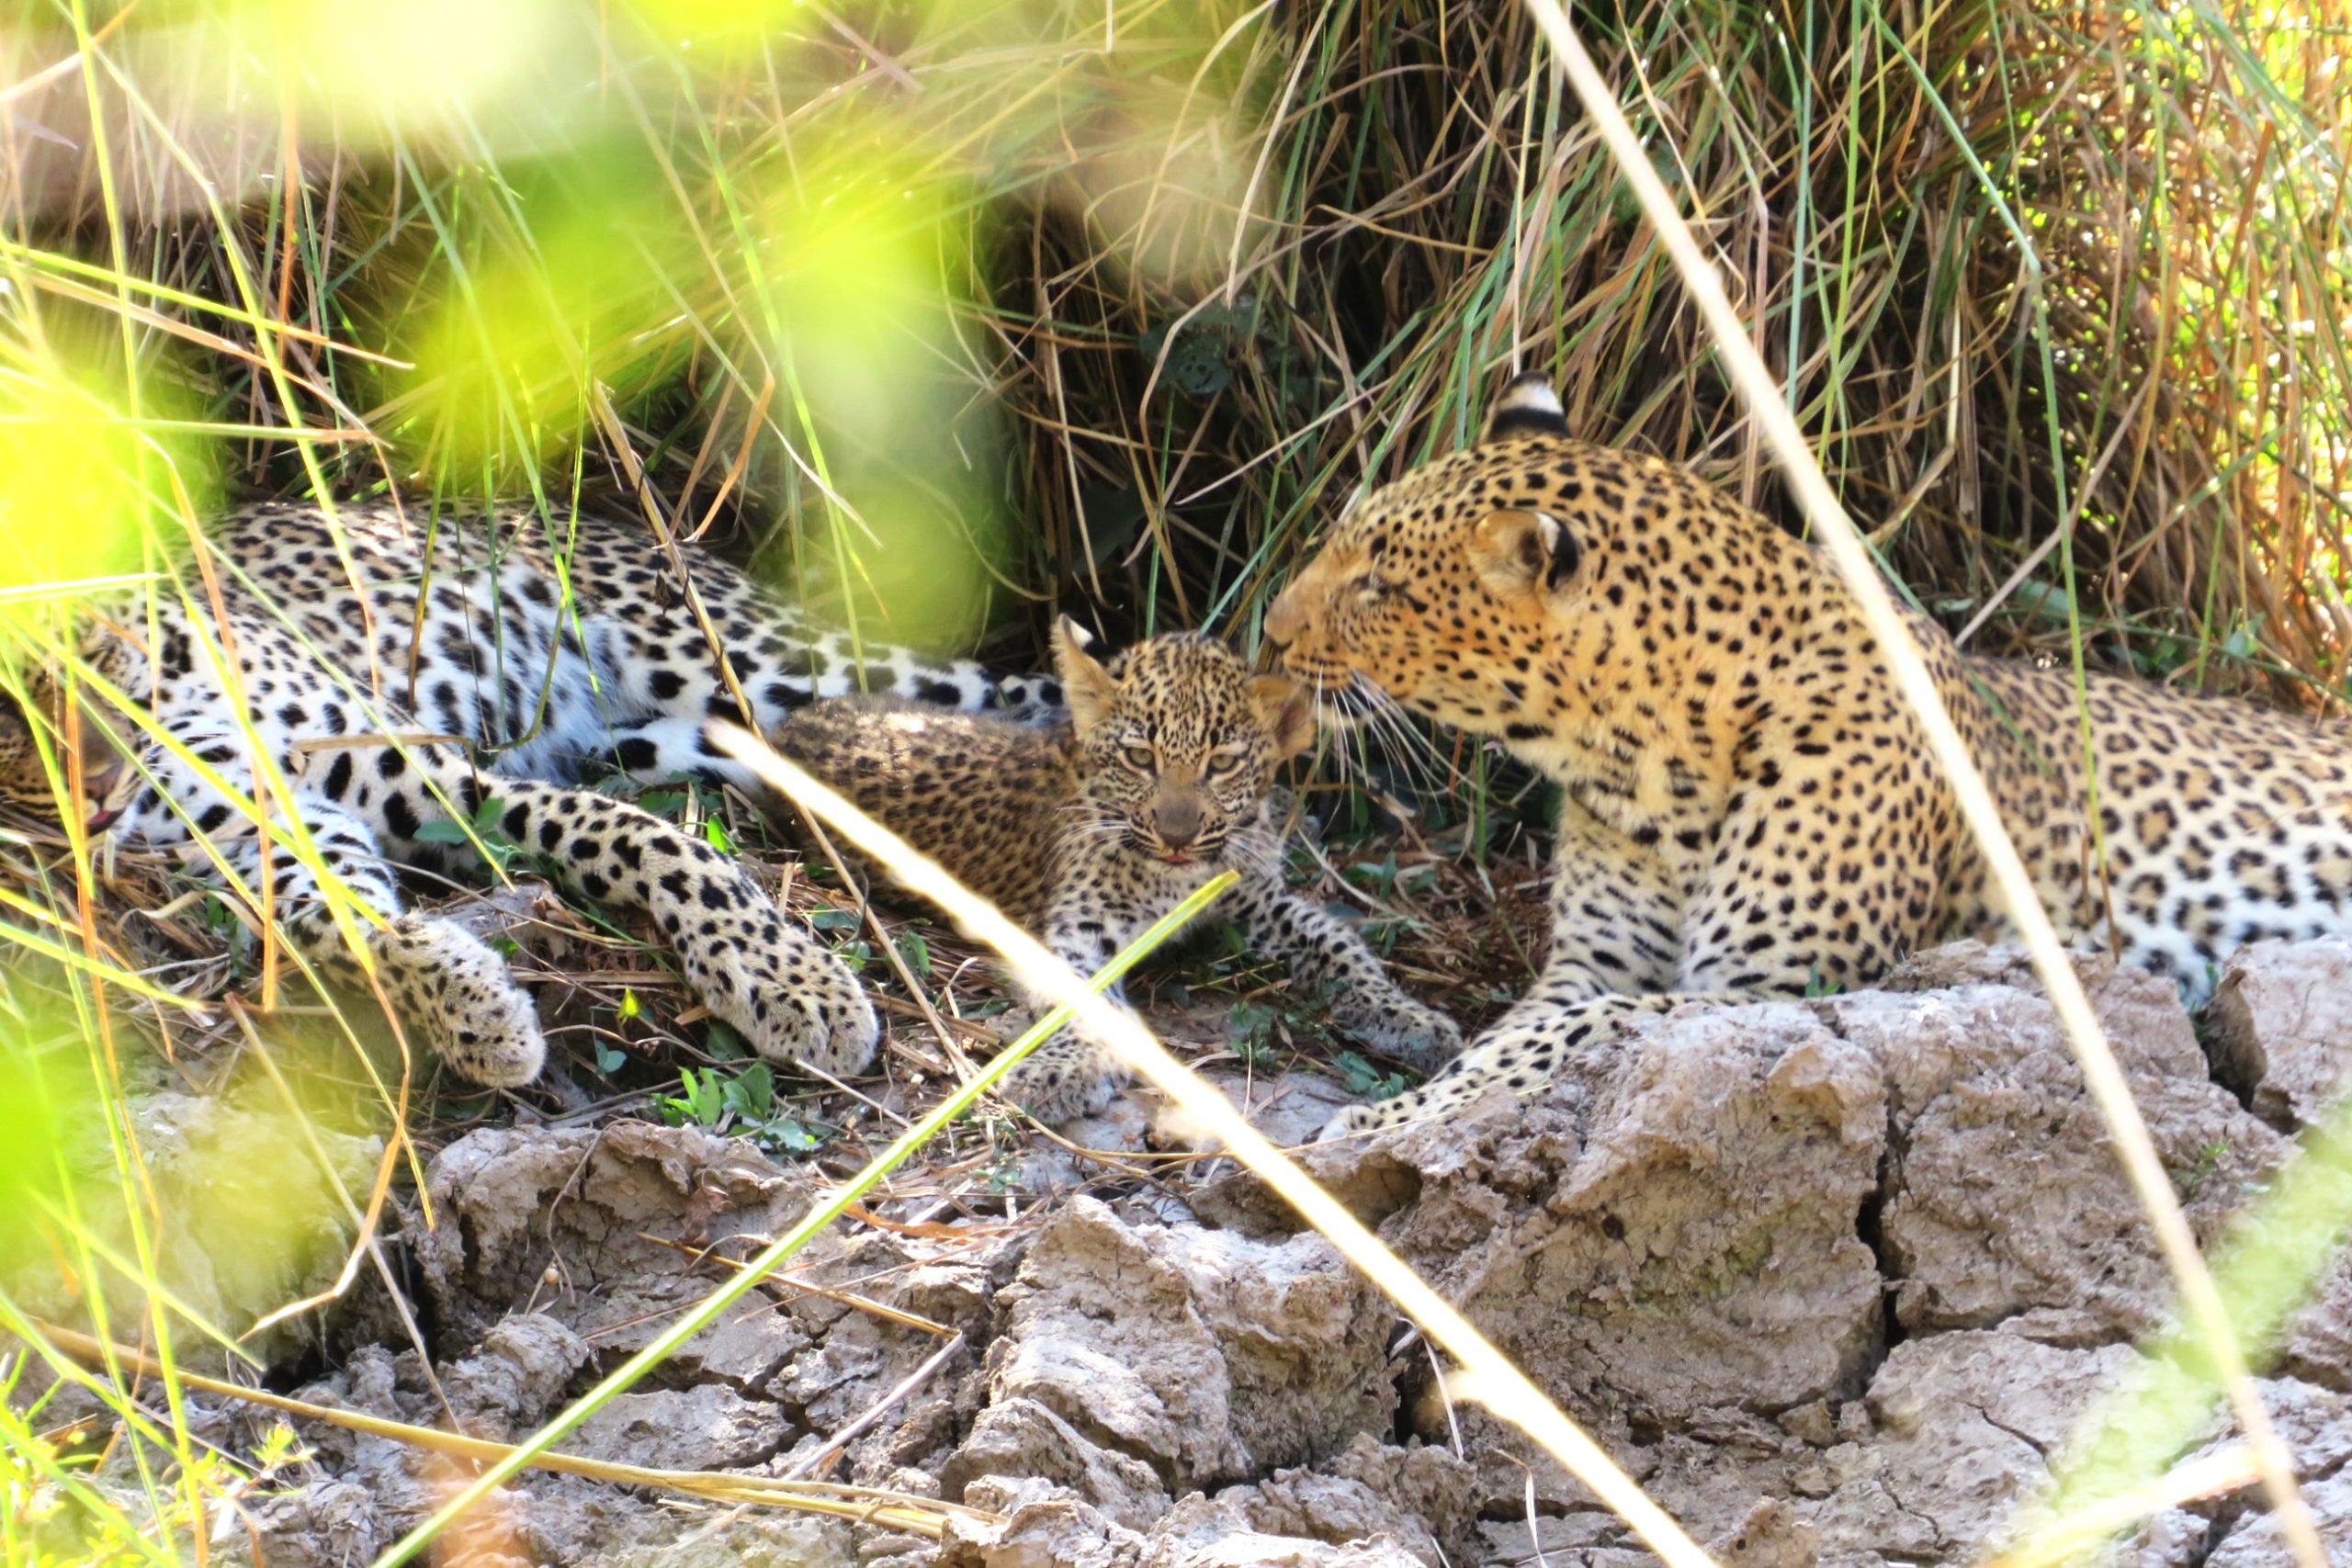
[{"left": 25, "top": 1323, "right": 989, "bottom": 1541}]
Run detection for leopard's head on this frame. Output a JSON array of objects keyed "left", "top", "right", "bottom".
[
  {"left": 1265, "top": 371, "right": 1769, "bottom": 744},
  {"left": 1055, "top": 618, "right": 1313, "bottom": 867},
  {"left": 0, "top": 678, "right": 51, "bottom": 810},
  {"left": 0, "top": 659, "right": 131, "bottom": 828}
]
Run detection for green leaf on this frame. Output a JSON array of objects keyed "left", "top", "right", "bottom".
[
  {"left": 894, "top": 929, "right": 932, "bottom": 978},
  {"left": 763, "top": 1119, "right": 820, "bottom": 1155},
  {"left": 729, "top": 1063, "right": 775, "bottom": 1120}
]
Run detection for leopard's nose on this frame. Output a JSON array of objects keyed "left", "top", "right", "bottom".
[{"left": 1152, "top": 793, "right": 1203, "bottom": 851}]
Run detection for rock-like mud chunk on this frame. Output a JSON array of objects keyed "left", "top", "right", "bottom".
[{"left": 946, "top": 1196, "right": 1395, "bottom": 1518}]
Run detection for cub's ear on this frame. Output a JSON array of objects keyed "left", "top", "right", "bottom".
[
  {"left": 1247, "top": 673, "right": 1318, "bottom": 761},
  {"left": 1468, "top": 509, "right": 1579, "bottom": 599},
  {"left": 1482, "top": 372, "right": 1568, "bottom": 443},
  {"left": 1053, "top": 615, "right": 1118, "bottom": 733}
]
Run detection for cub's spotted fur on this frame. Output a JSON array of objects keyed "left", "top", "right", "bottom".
[
  {"left": 771, "top": 619, "right": 1462, "bottom": 1122},
  {"left": 0, "top": 500, "right": 1052, "bottom": 1087},
  {"left": 1270, "top": 372, "right": 2352, "bottom": 1139}
]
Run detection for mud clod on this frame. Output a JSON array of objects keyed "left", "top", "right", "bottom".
[{"left": 35, "top": 938, "right": 2352, "bottom": 1566}]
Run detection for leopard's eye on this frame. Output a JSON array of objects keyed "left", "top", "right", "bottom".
[
  {"left": 1204, "top": 750, "right": 1244, "bottom": 778},
  {"left": 1121, "top": 744, "right": 1156, "bottom": 772}
]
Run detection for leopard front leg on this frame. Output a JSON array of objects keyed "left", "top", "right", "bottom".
[
  {"left": 1482, "top": 793, "right": 1686, "bottom": 1025},
  {"left": 437, "top": 780, "right": 880, "bottom": 1078},
  {"left": 991, "top": 874, "right": 1172, "bottom": 1125},
  {"left": 1316, "top": 771, "right": 1947, "bottom": 1142},
  {"left": 1223, "top": 869, "right": 1461, "bottom": 1067},
  {"left": 117, "top": 754, "right": 547, "bottom": 1087},
  {"left": 1316, "top": 992, "right": 1690, "bottom": 1141}
]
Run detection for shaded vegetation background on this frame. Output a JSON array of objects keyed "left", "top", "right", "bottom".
[{"left": 5, "top": 0, "right": 2345, "bottom": 691}]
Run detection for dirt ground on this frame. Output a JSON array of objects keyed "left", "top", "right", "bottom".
[{"left": 21, "top": 818, "right": 2352, "bottom": 1564}]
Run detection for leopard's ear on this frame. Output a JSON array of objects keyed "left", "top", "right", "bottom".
[
  {"left": 1482, "top": 372, "right": 1568, "bottom": 443},
  {"left": 1053, "top": 615, "right": 1118, "bottom": 734},
  {"left": 1247, "top": 674, "right": 1317, "bottom": 761},
  {"left": 1468, "top": 508, "right": 1580, "bottom": 599}
]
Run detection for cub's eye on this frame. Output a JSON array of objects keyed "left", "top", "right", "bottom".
[
  {"left": 1121, "top": 745, "right": 1156, "bottom": 771},
  {"left": 1204, "top": 752, "right": 1244, "bottom": 778}
]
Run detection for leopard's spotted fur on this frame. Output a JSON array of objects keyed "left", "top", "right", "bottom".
[
  {"left": 1269, "top": 373, "right": 2352, "bottom": 1140},
  {"left": 771, "top": 620, "right": 1462, "bottom": 1122},
  {"left": 0, "top": 500, "right": 1056, "bottom": 1087}
]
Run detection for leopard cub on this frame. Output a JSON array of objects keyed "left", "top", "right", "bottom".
[{"left": 769, "top": 618, "right": 1461, "bottom": 1123}]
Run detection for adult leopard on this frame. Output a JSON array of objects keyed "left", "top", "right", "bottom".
[
  {"left": 0, "top": 499, "right": 1056, "bottom": 1088},
  {"left": 1268, "top": 373, "right": 2352, "bottom": 1139}
]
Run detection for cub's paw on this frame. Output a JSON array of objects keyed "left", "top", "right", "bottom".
[
  {"left": 1338, "top": 997, "right": 1463, "bottom": 1067},
  {"left": 996, "top": 1031, "right": 1125, "bottom": 1126},
  {"left": 687, "top": 905, "right": 881, "bottom": 1079},
  {"left": 1313, "top": 1100, "right": 1383, "bottom": 1144},
  {"left": 375, "top": 914, "right": 546, "bottom": 1087}
]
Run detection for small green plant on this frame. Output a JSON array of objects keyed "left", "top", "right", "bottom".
[
  {"left": 805, "top": 906, "right": 871, "bottom": 973},
  {"left": 1227, "top": 999, "right": 1282, "bottom": 1069},
  {"left": 983, "top": 1138, "right": 1027, "bottom": 1193},
  {"left": 196, "top": 888, "right": 260, "bottom": 979},
  {"left": 636, "top": 778, "right": 740, "bottom": 853},
  {"left": 1358, "top": 915, "right": 1410, "bottom": 958},
  {"left": 2177, "top": 1138, "right": 2233, "bottom": 1198},
  {"left": 895, "top": 928, "right": 933, "bottom": 980},
  {"left": 1804, "top": 965, "right": 1846, "bottom": 998},
  {"left": 704, "top": 1019, "right": 749, "bottom": 1060},
  {"left": 658, "top": 1063, "right": 820, "bottom": 1154},
  {"left": 415, "top": 795, "right": 522, "bottom": 874},
  {"left": 1333, "top": 1051, "right": 1412, "bottom": 1101}
]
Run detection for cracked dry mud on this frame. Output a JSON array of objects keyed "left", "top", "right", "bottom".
[{"left": 31, "top": 936, "right": 2352, "bottom": 1566}]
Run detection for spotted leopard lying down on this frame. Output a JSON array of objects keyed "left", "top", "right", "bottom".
[
  {"left": 769, "top": 618, "right": 1463, "bottom": 1123},
  {"left": 0, "top": 500, "right": 1055, "bottom": 1087}
]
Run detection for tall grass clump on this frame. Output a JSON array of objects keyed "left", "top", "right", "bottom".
[{"left": 0, "top": 0, "right": 2346, "bottom": 1563}]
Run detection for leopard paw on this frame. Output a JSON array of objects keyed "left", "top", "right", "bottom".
[
  {"left": 688, "top": 909, "right": 881, "bottom": 1079},
  {"left": 996, "top": 1031, "right": 1125, "bottom": 1125},
  {"left": 1314, "top": 1100, "right": 1383, "bottom": 1143},
  {"left": 375, "top": 914, "right": 546, "bottom": 1087},
  {"left": 1337, "top": 997, "right": 1463, "bottom": 1067}
]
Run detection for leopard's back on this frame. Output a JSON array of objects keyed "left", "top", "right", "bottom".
[{"left": 768, "top": 700, "right": 1083, "bottom": 924}]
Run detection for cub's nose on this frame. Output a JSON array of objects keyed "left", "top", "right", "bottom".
[{"left": 1152, "top": 793, "right": 1204, "bottom": 852}]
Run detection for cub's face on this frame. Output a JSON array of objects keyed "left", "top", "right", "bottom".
[
  {"left": 1267, "top": 373, "right": 1609, "bottom": 739},
  {"left": 1055, "top": 622, "right": 1313, "bottom": 866},
  {"left": 0, "top": 668, "right": 127, "bottom": 825}
]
